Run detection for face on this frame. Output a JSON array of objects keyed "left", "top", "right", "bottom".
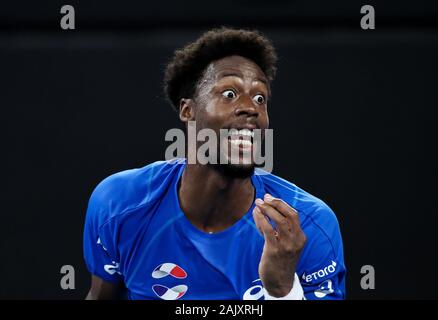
[{"left": 180, "top": 55, "right": 270, "bottom": 177}]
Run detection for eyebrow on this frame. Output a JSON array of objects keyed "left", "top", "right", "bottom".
[{"left": 219, "top": 73, "right": 268, "bottom": 85}]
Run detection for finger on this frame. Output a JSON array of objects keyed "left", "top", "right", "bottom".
[
  {"left": 255, "top": 198, "right": 291, "bottom": 235},
  {"left": 263, "top": 194, "right": 301, "bottom": 227},
  {"left": 252, "top": 206, "right": 277, "bottom": 244}
]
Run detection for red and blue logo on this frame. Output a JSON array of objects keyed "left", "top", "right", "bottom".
[
  {"left": 152, "top": 263, "right": 187, "bottom": 279},
  {"left": 151, "top": 263, "right": 188, "bottom": 300},
  {"left": 152, "top": 284, "right": 188, "bottom": 300}
]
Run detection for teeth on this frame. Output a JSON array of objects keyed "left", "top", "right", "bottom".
[
  {"left": 230, "top": 139, "right": 253, "bottom": 147},
  {"left": 229, "top": 129, "right": 254, "bottom": 138},
  {"left": 238, "top": 129, "right": 254, "bottom": 137}
]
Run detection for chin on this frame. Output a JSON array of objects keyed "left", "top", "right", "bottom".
[{"left": 209, "top": 163, "right": 255, "bottom": 179}]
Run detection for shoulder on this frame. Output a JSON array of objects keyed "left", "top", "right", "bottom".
[
  {"left": 86, "top": 158, "right": 184, "bottom": 227},
  {"left": 256, "top": 170, "right": 344, "bottom": 272},
  {"left": 255, "top": 170, "right": 341, "bottom": 240}
]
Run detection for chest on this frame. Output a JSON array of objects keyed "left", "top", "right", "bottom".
[{"left": 120, "top": 213, "right": 265, "bottom": 300}]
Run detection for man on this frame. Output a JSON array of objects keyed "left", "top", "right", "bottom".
[{"left": 83, "top": 27, "right": 346, "bottom": 300}]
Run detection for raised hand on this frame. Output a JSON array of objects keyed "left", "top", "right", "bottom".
[{"left": 252, "top": 193, "right": 307, "bottom": 297}]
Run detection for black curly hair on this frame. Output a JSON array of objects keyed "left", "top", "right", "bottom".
[{"left": 164, "top": 27, "right": 278, "bottom": 111}]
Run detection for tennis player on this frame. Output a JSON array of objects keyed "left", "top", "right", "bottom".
[{"left": 83, "top": 27, "right": 346, "bottom": 300}]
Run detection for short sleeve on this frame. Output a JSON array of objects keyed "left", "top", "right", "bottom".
[
  {"left": 83, "top": 185, "right": 123, "bottom": 284},
  {"left": 298, "top": 205, "right": 346, "bottom": 300}
]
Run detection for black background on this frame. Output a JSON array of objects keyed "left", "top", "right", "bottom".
[{"left": 1, "top": 0, "right": 437, "bottom": 299}]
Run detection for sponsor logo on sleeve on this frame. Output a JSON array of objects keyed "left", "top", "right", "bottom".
[
  {"left": 314, "top": 279, "right": 334, "bottom": 298},
  {"left": 243, "top": 279, "right": 264, "bottom": 300},
  {"left": 301, "top": 260, "right": 337, "bottom": 283},
  {"left": 104, "top": 261, "right": 121, "bottom": 275}
]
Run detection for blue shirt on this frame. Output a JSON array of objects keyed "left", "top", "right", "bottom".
[{"left": 83, "top": 158, "right": 346, "bottom": 300}]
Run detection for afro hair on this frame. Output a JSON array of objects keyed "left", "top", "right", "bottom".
[{"left": 164, "top": 27, "right": 277, "bottom": 111}]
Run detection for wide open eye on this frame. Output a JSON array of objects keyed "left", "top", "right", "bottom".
[
  {"left": 253, "top": 94, "right": 265, "bottom": 104},
  {"left": 222, "top": 90, "right": 236, "bottom": 99}
]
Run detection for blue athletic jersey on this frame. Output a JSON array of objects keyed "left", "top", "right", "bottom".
[{"left": 83, "top": 158, "right": 346, "bottom": 300}]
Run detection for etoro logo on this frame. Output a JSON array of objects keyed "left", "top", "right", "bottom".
[{"left": 301, "top": 260, "right": 337, "bottom": 283}]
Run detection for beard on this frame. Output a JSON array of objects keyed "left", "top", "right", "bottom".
[
  {"left": 207, "top": 162, "right": 255, "bottom": 179},
  {"left": 201, "top": 139, "right": 256, "bottom": 178}
]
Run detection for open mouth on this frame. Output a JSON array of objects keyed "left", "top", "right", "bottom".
[{"left": 227, "top": 128, "right": 254, "bottom": 149}]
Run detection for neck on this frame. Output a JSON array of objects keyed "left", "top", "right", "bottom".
[{"left": 178, "top": 163, "right": 255, "bottom": 233}]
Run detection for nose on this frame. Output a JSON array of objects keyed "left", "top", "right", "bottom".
[{"left": 234, "top": 96, "right": 259, "bottom": 118}]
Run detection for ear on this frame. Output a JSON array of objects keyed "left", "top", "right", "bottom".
[{"left": 179, "top": 98, "right": 195, "bottom": 123}]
